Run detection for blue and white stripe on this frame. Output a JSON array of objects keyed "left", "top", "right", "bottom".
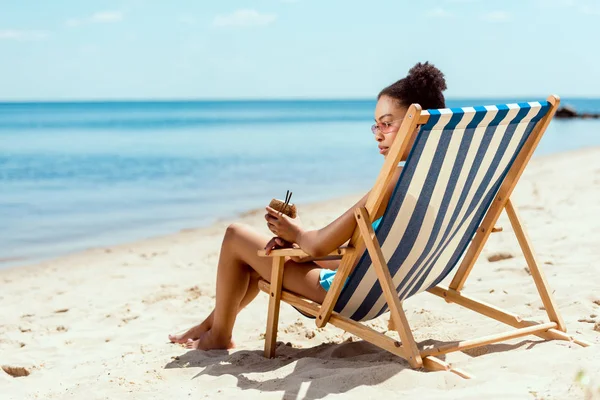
[{"left": 334, "top": 102, "right": 550, "bottom": 322}]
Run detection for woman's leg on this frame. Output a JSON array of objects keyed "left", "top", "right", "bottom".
[
  {"left": 169, "top": 224, "right": 267, "bottom": 344},
  {"left": 185, "top": 223, "right": 326, "bottom": 350},
  {"left": 169, "top": 272, "right": 261, "bottom": 343}
]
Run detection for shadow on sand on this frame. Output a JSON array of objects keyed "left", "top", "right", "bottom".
[{"left": 164, "top": 337, "right": 543, "bottom": 399}]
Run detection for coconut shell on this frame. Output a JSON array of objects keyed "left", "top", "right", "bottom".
[{"left": 269, "top": 198, "right": 297, "bottom": 218}]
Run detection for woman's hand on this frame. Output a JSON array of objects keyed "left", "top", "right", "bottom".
[
  {"left": 264, "top": 206, "right": 304, "bottom": 244},
  {"left": 263, "top": 236, "right": 312, "bottom": 262},
  {"left": 264, "top": 236, "right": 293, "bottom": 255}
]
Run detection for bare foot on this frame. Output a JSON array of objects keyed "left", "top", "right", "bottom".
[
  {"left": 185, "top": 330, "right": 234, "bottom": 350},
  {"left": 169, "top": 323, "right": 209, "bottom": 344},
  {"left": 184, "top": 338, "right": 200, "bottom": 349}
]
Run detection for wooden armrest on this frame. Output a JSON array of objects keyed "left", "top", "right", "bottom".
[{"left": 257, "top": 247, "right": 350, "bottom": 259}]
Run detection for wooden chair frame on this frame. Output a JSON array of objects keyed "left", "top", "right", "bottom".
[{"left": 257, "top": 95, "right": 591, "bottom": 379}]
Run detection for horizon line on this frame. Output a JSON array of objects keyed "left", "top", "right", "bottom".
[{"left": 1, "top": 95, "right": 598, "bottom": 104}]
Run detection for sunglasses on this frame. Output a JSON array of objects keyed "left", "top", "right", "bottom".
[{"left": 371, "top": 117, "right": 404, "bottom": 135}]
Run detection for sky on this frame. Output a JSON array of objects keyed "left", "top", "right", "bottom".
[{"left": 0, "top": 0, "right": 599, "bottom": 100}]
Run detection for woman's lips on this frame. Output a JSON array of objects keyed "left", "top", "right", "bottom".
[{"left": 379, "top": 146, "right": 388, "bottom": 154}]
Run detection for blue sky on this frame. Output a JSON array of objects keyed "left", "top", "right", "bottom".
[{"left": 1, "top": 0, "right": 599, "bottom": 100}]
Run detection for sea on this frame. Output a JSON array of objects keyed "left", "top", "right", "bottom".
[{"left": 1, "top": 98, "right": 599, "bottom": 268}]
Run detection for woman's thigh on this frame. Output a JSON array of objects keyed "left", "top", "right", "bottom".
[{"left": 226, "top": 223, "right": 326, "bottom": 303}]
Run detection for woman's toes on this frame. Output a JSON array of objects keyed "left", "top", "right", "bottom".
[
  {"left": 185, "top": 339, "right": 199, "bottom": 349},
  {"left": 169, "top": 334, "right": 187, "bottom": 344}
]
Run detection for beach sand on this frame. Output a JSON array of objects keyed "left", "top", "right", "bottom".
[{"left": 1, "top": 148, "right": 599, "bottom": 399}]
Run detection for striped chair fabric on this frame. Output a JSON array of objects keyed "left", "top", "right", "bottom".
[{"left": 334, "top": 102, "right": 550, "bottom": 322}]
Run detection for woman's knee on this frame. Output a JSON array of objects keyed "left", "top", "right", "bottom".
[
  {"left": 222, "top": 223, "right": 265, "bottom": 258},
  {"left": 222, "top": 223, "right": 269, "bottom": 269},
  {"left": 223, "top": 223, "right": 250, "bottom": 242}
]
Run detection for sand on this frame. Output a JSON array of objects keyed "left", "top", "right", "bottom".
[{"left": 1, "top": 148, "right": 599, "bottom": 399}]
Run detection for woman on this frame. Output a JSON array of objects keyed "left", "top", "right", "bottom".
[{"left": 169, "top": 62, "right": 447, "bottom": 350}]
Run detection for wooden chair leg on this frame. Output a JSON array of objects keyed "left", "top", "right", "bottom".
[
  {"left": 355, "top": 207, "right": 423, "bottom": 368},
  {"left": 390, "top": 303, "right": 423, "bottom": 368},
  {"left": 504, "top": 199, "right": 566, "bottom": 331},
  {"left": 388, "top": 315, "right": 396, "bottom": 331},
  {"left": 264, "top": 256, "right": 285, "bottom": 358},
  {"left": 423, "top": 356, "right": 474, "bottom": 379}
]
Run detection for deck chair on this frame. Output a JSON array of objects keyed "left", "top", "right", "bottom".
[{"left": 257, "top": 95, "right": 591, "bottom": 378}]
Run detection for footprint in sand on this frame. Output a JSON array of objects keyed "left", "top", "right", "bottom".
[
  {"left": 142, "top": 293, "right": 176, "bottom": 305},
  {"left": 122, "top": 315, "right": 139, "bottom": 324},
  {"left": 487, "top": 252, "right": 515, "bottom": 262},
  {"left": 578, "top": 318, "right": 595, "bottom": 323},
  {"left": 2, "top": 366, "right": 30, "bottom": 378},
  {"left": 184, "top": 286, "right": 203, "bottom": 302}
]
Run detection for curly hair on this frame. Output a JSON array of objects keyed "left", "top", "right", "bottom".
[{"left": 378, "top": 62, "right": 447, "bottom": 110}]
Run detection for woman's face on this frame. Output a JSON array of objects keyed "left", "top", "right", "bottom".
[{"left": 373, "top": 95, "right": 408, "bottom": 158}]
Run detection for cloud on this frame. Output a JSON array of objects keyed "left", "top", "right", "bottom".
[
  {"left": 66, "top": 11, "right": 124, "bottom": 27},
  {"left": 0, "top": 30, "right": 48, "bottom": 41},
  {"left": 481, "top": 11, "right": 510, "bottom": 22},
  {"left": 213, "top": 9, "right": 277, "bottom": 28},
  {"left": 426, "top": 8, "right": 453, "bottom": 18}
]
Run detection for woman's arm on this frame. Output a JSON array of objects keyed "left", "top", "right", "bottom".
[
  {"left": 267, "top": 166, "right": 403, "bottom": 258},
  {"left": 295, "top": 193, "right": 368, "bottom": 257}
]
